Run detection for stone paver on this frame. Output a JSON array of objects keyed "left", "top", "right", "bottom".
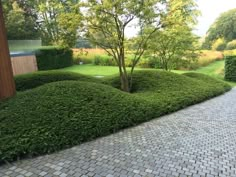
[{"left": 1, "top": 89, "right": 236, "bottom": 177}]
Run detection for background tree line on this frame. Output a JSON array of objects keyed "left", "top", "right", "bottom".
[
  {"left": 202, "top": 8, "right": 236, "bottom": 51},
  {"left": 2, "top": 0, "right": 81, "bottom": 47}
]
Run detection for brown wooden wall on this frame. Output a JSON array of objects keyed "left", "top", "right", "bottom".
[
  {"left": 0, "top": 1, "right": 16, "bottom": 100},
  {"left": 11, "top": 55, "right": 38, "bottom": 76}
]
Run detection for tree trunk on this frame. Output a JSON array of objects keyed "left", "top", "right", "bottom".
[
  {"left": 0, "top": 1, "right": 16, "bottom": 100},
  {"left": 120, "top": 73, "right": 129, "bottom": 92},
  {"left": 119, "top": 53, "right": 130, "bottom": 92}
]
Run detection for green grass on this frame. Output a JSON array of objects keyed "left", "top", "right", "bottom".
[
  {"left": 61, "top": 64, "right": 120, "bottom": 76},
  {"left": 193, "top": 60, "right": 236, "bottom": 86},
  {"left": 0, "top": 70, "right": 231, "bottom": 163},
  {"left": 195, "top": 60, "right": 224, "bottom": 78},
  {"left": 62, "top": 61, "right": 236, "bottom": 86},
  {"left": 61, "top": 64, "right": 154, "bottom": 76}
]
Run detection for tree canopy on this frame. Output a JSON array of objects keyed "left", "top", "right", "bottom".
[
  {"left": 2, "top": 0, "right": 39, "bottom": 40},
  {"left": 84, "top": 0, "right": 199, "bottom": 92},
  {"left": 85, "top": 0, "right": 166, "bottom": 92},
  {"left": 202, "top": 8, "right": 236, "bottom": 49},
  {"left": 146, "top": 0, "right": 199, "bottom": 71},
  {"left": 2, "top": 0, "right": 81, "bottom": 47}
]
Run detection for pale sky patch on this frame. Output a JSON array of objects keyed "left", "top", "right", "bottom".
[
  {"left": 195, "top": 0, "right": 236, "bottom": 36},
  {"left": 125, "top": 0, "right": 236, "bottom": 38}
]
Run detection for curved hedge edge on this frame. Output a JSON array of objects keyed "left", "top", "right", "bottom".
[{"left": 14, "top": 71, "right": 102, "bottom": 92}]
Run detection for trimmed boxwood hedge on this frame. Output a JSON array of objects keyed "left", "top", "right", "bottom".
[
  {"left": 36, "top": 47, "right": 73, "bottom": 70},
  {"left": 225, "top": 55, "right": 236, "bottom": 81},
  {"left": 14, "top": 71, "right": 101, "bottom": 91},
  {"left": 0, "top": 71, "right": 231, "bottom": 163}
]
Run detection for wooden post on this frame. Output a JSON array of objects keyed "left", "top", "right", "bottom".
[{"left": 0, "top": 1, "right": 16, "bottom": 100}]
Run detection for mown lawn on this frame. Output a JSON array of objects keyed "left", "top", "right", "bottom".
[
  {"left": 193, "top": 60, "right": 236, "bottom": 86},
  {"left": 61, "top": 61, "right": 236, "bottom": 86},
  {"left": 61, "top": 64, "right": 155, "bottom": 76},
  {"left": 195, "top": 60, "right": 224, "bottom": 78}
]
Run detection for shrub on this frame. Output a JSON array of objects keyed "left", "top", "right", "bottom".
[
  {"left": 14, "top": 71, "right": 101, "bottom": 91},
  {"left": 36, "top": 47, "right": 73, "bottom": 70},
  {"left": 224, "top": 49, "right": 236, "bottom": 56},
  {"left": 226, "top": 40, "right": 236, "bottom": 50},
  {"left": 211, "top": 38, "right": 226, "bottom": 51},
  {"left": 225, "top": 55, "right": 236, "bottom": 81},
  {"left": 93, "top": 55, "right": 116, "bottom": 66},
  {"left": 137, "top": 57, "right": 162, "bottom": 68},
  {"left": 72, "top": 48, "right": 107, "bottom": 65},
  {"left": 0, "top": 71, "right": 231, "bottom": 163}
]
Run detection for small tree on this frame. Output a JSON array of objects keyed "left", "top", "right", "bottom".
[
  {"left": 84, "top": 0, "right": 165, "bottom": 92},
  {"left": 147, "top": 26, "right": 199, "bottom": 70},
  {"left": 146, "top": 0, "right": 199, "bottom": 71}
]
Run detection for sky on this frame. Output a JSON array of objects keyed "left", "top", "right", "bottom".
[
  {"left": 195, "top": 0, "right": 236, "bottom": 36},
  {"left": 125, "top": 0, "right": 236, "bottom": 38}
]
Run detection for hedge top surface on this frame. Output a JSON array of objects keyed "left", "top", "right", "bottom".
[
  {"left": 0, "top": 70, "right": 231, "bottom": 163},
  {"left": 36, "top": 47, "right": 73, "bottom": 70},
  {"left": 14, "top": 70, "right": 102, "bottom": 91}
]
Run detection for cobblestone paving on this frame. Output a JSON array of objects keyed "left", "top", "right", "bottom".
[{"left": 1, "top": 89, "right": 236, "bottom": 177}]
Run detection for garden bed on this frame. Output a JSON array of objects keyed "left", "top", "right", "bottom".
[{"left": 0, "top": 70, "right": 231, "bottom": 163}]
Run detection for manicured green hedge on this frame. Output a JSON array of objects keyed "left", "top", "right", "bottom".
[
  {"left": 14, "top": 71, "right": 101, "bottom": 91},
  {"left": 225, "top": 55, "right": 236, "bottom": 81},
  {"left": 36, "top": 47, "right": 73, "bottom": 70},
  {"left": 0, "top": 71, "right": 231, "bottom": 163}
]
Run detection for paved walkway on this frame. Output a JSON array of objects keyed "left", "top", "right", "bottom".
[{"left": 1, "top": 89, "right": 236, "bottom": 177}]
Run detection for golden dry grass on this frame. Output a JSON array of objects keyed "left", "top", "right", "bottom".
[{"left": 198, "top": 50, "right": 224, "bottom": 67}]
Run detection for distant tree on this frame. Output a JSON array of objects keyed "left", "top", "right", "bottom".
[
  {"left": 202, "top": 8, "right": 236, "bottom": 49},
  {"left": 2, "top": 1, "right": 39, "bottom": 39},
  {"left": 35, "top": 0, "right": 81, "bottom": 47}
]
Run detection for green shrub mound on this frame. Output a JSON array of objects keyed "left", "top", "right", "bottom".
[
  {"left": 15, "top": 71, "right": 101, "bottom": 91},
  {"left": 36, "top": 47, "right": 73, "bottom": 70},
  {"left": 225, "top": 56, "right": 236, "bottom": 82},
  {"left": 226, "top": 40, "right": 236, "bottom": 50},
  {"left": 0, "top": 71, "right": 231, "bottom": 163}
]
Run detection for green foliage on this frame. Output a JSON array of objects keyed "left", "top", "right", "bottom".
[
  {"left": 56, "top": 13, "right": 81, "bottom": 47},
  {"left": 2, "top": 0, "right": 80, "bottom": 46},
  {"left": 202, "top": 9, "right": 236, "bottom": 49},
  {"left": 0, "top": 70, "right": 230, "bottom": 163},
  {"left": 85, "top": 0, "right": 168, "bottom": 91},
  {"left": 145, "top": 0, "right": 199, "bottom": 71},
  {"left": 14, "top": 71, "right": 101, "bottom": 91},
  {"left": 3, "top": 1, "right": 39, "bottom": 40},
  {"left": 211, "top": 38, "right": 226, "bottom": 51},
  {"left": 226, "top": 40, "right": 236, "bottom": 50},
  {"left": 225, "top": 56, "right": 236, "bottom": 81},
  {"left": 224, "top": 49, "right": 236, "bottom": 56},
  {"left": 147, "top": 26, "right": 199, "bottom": 70},
  {"left": 93, "top": 55, "right": 116, "bottom": 66},
  {"left": 38, "top": 0, "right": 81, "bottom": 47},
  {"left": 36, "top": 47, "right": 73, "bottom": 70}
]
